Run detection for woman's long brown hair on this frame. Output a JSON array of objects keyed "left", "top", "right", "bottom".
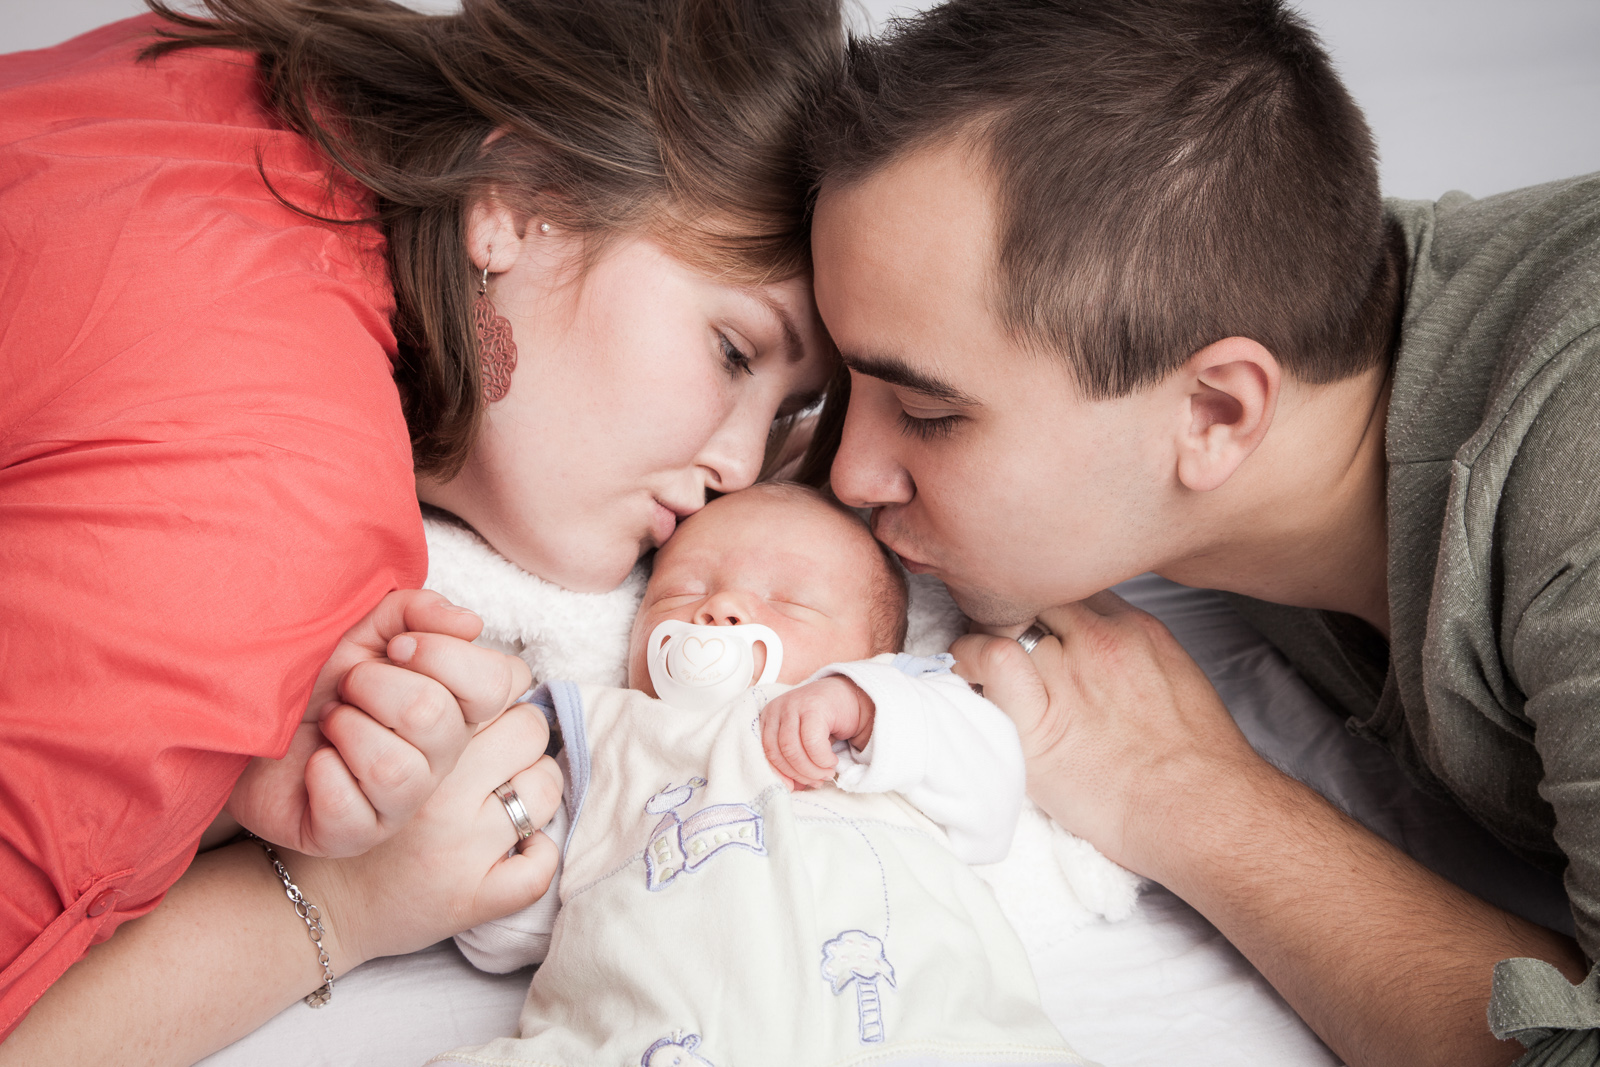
[{"left": 144, "top": 0, "right": 843, "bottom": 477}]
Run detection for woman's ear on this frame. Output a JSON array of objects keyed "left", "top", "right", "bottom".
[
  {"left": 466, "top": 198, "right": 523, "bottom": 274},
  {"left": 1174, "top": 336, "right": 1280, "bottom": 493}
]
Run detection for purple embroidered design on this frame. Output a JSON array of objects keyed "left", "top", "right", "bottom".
[
  {"left": 821, "top": 931, "right": 895, "bottom": 1044},
  {"left": 474, "top": 293, "right": 518, "bottom": 402},
  {"left": 640, "top": 1031, "right": 716, "bottom": 1067},
  {"left": 643, "top": 778, "right": 765, "bottom": 891},
  {"left": 645, "top": 778, "right": 705, "bottom": 815}
]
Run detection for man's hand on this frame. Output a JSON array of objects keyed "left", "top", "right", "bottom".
[
  {"left": 227, "top": 589, "right": 534, "bottom": 858},
  {"left": 949, "top": 590, "right": 1259, "bottom": 874},
  {"left": 952, "top": 590, "right": 1587, "bottom": 1067},
  {"left": 760, "top": 676, "right": 876, "bottom": 790}
]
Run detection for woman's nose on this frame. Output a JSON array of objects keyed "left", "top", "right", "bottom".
[{"left": 696, "top": 397, "right": 773, "bottom": 495}]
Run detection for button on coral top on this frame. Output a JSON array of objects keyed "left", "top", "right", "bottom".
[{"left": 0, "top": 16, "right": 426, "bottom": 1035}]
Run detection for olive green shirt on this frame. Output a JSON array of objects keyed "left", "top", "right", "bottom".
[{"left": 1227, "top": 172, "right": 1600, "bottom": 1063}]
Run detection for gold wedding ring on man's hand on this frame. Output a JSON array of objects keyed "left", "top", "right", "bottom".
[
  {"left": 1016, "top": 622, "right": 1051, "bottom": 654},
  {"left": 494, "top": 781, "right": 537, "bottom": 841}
]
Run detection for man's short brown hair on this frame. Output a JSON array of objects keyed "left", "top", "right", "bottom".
[{"left": 810, "top": 0, "right": 1404, "bottom": 394}]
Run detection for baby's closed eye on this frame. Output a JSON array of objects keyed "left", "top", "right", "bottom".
[{"left": 763, "top": 597, "right": 827, "bottom": 620}]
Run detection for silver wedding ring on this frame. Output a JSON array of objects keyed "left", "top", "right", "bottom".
[
  {"left": 494, "top": 781, "right": 536, "bottom": 841},
  {"left": 1016, "top": 622, "right": 1051, "bottom": 654}
]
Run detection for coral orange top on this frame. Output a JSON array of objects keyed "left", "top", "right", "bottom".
[{"left": 0, "top": 17, "right": 426, "bottom": 1036}]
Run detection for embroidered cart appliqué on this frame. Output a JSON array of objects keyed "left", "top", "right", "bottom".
[{"left": 643, "top": 780, "right": 766, "bottom": 891}]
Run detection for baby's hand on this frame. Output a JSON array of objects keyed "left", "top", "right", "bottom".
[{"left": 760, "top": 676, "right": 876, "bottom": 790}]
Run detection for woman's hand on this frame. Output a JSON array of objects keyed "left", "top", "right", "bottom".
[
  {"left": 292, "top": 702, "right": 563, "bottom": 969},
  {"left": 950, "top": 590, "right": 1261, "bottom": 875},
  {"left": 227, "top": 589, "right": 534, "bottom": 858}
]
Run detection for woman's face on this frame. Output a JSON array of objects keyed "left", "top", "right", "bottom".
[{"left": 420, "top": 227, "right": 833, "bottom": 592}]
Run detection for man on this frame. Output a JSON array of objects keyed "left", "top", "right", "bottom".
[{"left": 807, "top": 2, "right": 1600, "bottom": 1065}]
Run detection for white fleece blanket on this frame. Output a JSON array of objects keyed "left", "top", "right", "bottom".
[{"left": 420, "top": 516, "right": 1145, "bottom": 946}]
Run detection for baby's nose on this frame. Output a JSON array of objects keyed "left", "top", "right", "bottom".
[
  {"left": 695, "top": 592, "right": 748, "bottom": 627},
  {"left": 694, "top": 608, "right": 743, "bottom": 626}
]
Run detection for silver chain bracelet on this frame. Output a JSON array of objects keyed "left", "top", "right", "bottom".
[{"left": 252, "top": 837, "right": 335, "bottom": 1007}]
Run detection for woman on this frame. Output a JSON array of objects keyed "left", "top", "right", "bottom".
[{"left": 0, "top": 0, "right": 840, "bottom": 1060}]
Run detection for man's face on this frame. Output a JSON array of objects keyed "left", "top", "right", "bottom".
[{"left": 814, "top": 142, "right": 1177, "bottom": 626}]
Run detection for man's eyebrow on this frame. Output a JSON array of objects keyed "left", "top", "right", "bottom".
[{"left": 839, "top": 350, "right": 980, "bottom": 406}]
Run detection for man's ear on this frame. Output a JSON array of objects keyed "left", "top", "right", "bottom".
[
  {"left": 466, "top": 198, "right": 523, "bottom": 275},
  {"left": 1174, "top": 336, "right": 1280, "bottom": 493}
]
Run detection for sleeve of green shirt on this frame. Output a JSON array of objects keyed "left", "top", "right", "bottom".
[{"left": 1487, "top": 332, "right": 1600, "bottom": 1061}]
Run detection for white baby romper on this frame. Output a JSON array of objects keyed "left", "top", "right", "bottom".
[{"left": 433, "top": 679, "right": 1093, "bottom": 1067}]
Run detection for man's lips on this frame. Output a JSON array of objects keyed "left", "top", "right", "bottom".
[
  {"left": 893, "top": 551, "right": 934, "bottom": 575},
  {"left": 872, "top": 515, "right": 933, "bottom": 574}
]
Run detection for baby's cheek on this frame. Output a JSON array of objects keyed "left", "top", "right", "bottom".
[
  {"left": 625, "top": 614, "right": 659, "bottom": 695},
  {"left": 776, "top": 620, "right": 875, "bottom": 683}
]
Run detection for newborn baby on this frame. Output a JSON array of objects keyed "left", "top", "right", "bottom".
[{"left": 442, "top": 484, "right": 1088, "bottom": 1067}]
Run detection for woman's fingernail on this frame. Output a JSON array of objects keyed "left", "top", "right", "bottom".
[{"left": 389, "top": 634, "right": 419, "bottom": 664}]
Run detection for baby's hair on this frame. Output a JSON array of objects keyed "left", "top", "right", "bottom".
[{"left": 752, "top": 481, "right": 910, "bottom": 654}]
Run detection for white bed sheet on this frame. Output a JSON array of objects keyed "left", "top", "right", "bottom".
[{"left": 201, "top": 576, "right": 1569, "bottom": 1067}]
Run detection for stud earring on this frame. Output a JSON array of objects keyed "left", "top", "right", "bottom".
[
  {"left": 538, "top": 222, "right": 551, "bottom": 234},
  {"left": 473, "top": 248, "right": 518, "bottom": 403}
]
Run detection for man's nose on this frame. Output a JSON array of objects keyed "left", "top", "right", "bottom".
[{"left": 830, "top": 374, "right": 914, "bottom": 509}]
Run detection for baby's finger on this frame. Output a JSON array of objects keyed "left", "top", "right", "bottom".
[
  {"left": 760, "top": 705, "right": 794, "bottom": 780},
  {"left": 387, "top": 633, "right": 532, "bottom": 726},
  {"left": 776, "top": 711, "right": 824, "bottom": 786},
  {"left": 339, "top": 660, "right": 473, "bottom": 776},
  {"left": 799, "top": 706, "right": 838, "bottom": 777}
]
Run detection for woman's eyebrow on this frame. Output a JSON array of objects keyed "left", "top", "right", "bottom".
[
  {"left": 744, "top": 288, "right": 804, "bottom": 364},
  {"left": 839, "top": 349, "right": 980, "bottom": 406}
]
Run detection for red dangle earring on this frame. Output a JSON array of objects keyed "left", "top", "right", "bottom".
[{"left": 474, "top": 249, "right": 518, "bottom": 403}]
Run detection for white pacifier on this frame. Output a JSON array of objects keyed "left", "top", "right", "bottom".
[{"left": 646, "top": 619, "right": 784, "bottom": 713}]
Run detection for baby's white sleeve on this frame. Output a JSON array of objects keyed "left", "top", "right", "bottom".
[
  {"left": 810, "top": 654, "right": 1025, "bottom": 865},
  {"left": 453, "top": 803, "right": 568, "bottom": 973}
]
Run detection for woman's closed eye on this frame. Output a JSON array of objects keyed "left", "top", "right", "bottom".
[{"left": 718, "top": 332, "right": 754, "bottom": 378}]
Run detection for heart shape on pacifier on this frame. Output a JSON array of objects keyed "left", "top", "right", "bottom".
[{"left": 678, "top": 636, "right": 729, "bottom": 682}]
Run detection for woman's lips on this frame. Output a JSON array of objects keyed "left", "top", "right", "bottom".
[{"left": 650, "top": 500, "right": 679, "bottom": 548}]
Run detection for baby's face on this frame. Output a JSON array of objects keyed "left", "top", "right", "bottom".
[{"left": 627, "top": 487, "right": 882, "bottom": 695}]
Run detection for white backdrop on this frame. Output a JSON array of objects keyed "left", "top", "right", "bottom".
[{"left": 6, "top": 0, "right": 1598, "bottom": 200}]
